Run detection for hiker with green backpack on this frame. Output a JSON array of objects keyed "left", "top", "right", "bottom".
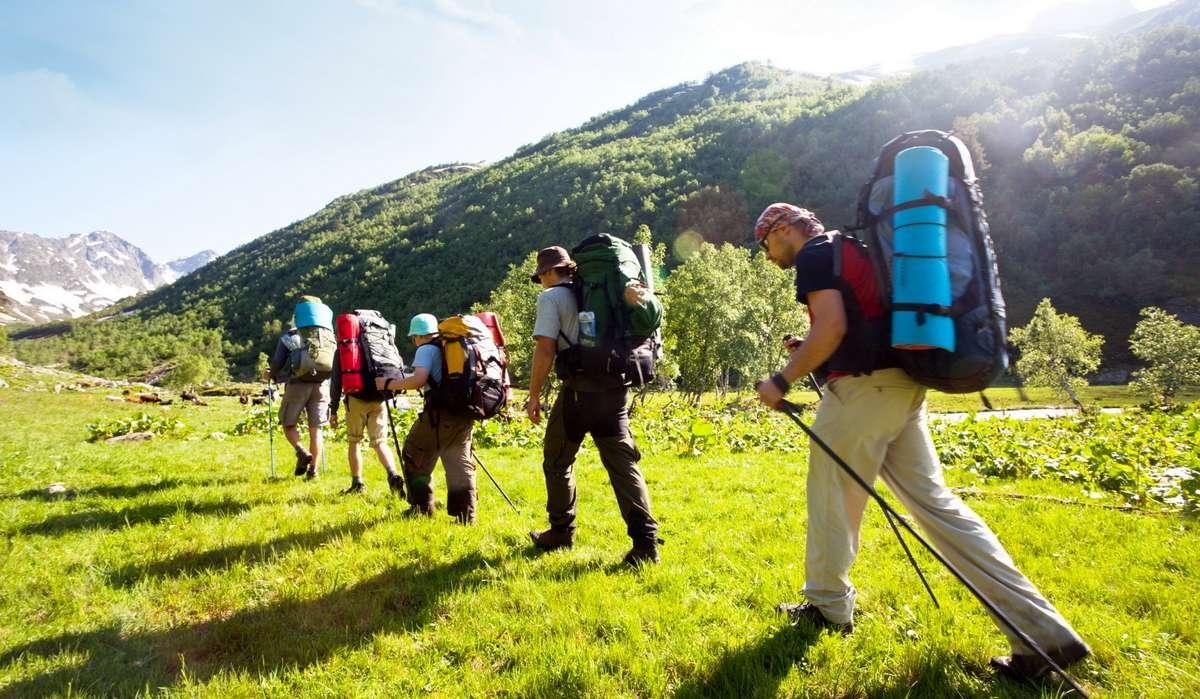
[
  {"left": 265, "top": 295, "right": 335, "bottom": 481},
  {"left": 525, "top": 239, "right": 664, "bottom": 567},
  {"left": 752, "top": 201, "right": 1089, "bottom": 682}
]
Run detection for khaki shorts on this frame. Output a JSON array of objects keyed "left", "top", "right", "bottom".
[
  {"left": 279, "top": 380, "right": 329, "bottom": 428},
  {"left": 346, "top": 395, "right": 389, "bottom": 446}
]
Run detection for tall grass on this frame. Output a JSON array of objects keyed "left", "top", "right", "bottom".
[{"left": 1, "top": 372, "right": 1198, "bottom": 697}]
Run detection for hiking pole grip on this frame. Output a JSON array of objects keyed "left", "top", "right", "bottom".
[{"left": 775, "top": 398, "right": 1088, "bottom": 697}]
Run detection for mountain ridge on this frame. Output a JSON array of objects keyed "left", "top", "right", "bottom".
[
  {"left": 10, "top": 25, "right": 1200, "bottom": 380},
  {"left": 0, "top": 230, "right": 216, "bottom": 324}
]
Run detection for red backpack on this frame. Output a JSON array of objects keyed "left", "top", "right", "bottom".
[{"left": 334, "top": 310, "right": 406, "bottom": 399}]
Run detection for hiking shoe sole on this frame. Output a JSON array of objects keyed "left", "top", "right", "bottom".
[{"left": 777, "top": 602, "right": 853, "bottom": 635}]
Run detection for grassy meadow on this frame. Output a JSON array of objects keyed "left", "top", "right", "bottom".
[{"left": 1, "top": 363, "right": 1198, "bottom": 698}]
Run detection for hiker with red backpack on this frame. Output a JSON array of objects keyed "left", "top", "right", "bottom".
[
  {"left": 752, "top": 202, "right": 1089, "bottom": 682},
  {"left": 374, "top": 313, "right": 479, "bottom": 523},
  {"left": 265, "top": 295, "right": 335, "bottom": 480},
  {"left": 329, "top": 309, "right": 407, "bottom": 497},
  {"left": 525, "top": 242, "right": 663, "bottom": 567}
]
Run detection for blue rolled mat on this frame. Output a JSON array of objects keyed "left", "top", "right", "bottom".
[
  {"left": 893, "top": 146, "right": 949, "bottom": 229},
  {"left": 294, "top": 301, "right": 333, "bottom": 330}
]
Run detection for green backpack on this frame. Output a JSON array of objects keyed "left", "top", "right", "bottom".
[
  {"left": 283, "top": 326, "right": 335, "bottom": 380},
  {"left": 555, "top": 233, "right": 663, "bottom": 387}
]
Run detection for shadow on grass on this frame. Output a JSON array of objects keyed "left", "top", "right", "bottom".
[
  {"left": 673, "top": 624, "right": 1060, "bottom": 699},
  {"left": 105, "top": 515, "right": 388, "bottom": 587},
  {"left": 0, "top": 553, "right": 490, "bottom": 697},
  {"left": 14, "top": 498, "right": 253, "bottom": 536},
  {"left": 673, "top": 624, "right": 823, "bottom": 699},
  {"left": 6, "top": 476, "right": 250, "bottom": 502}
]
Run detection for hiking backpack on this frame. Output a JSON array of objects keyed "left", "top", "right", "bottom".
[
  {"left": 334, "top": 310, "right": 407, "bottom": 400},
  {"left": 555, "top": 233, "right": 663, "bottom": 388},
  {"left": 849, "top": 129, "right": 1008, "bottom": 393},
  {"left": 424, "top": 314, "right": 509, "bottom": 420},
  {"left": 282, "top": 307, "right": 336, "bottom": 380}
]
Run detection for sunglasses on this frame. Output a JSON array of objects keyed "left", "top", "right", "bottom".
[{"left": 759, "top": 226, "right": 778, "bottom": 251}]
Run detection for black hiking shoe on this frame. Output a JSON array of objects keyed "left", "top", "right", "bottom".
[
  {"left": 402, "top": 504, "right": 435, "bottom": 518},
  {"left": 529, "top": 528, "right": 573, "bottom": 552},
  {"left": 622, "top": 540, "right": 661, "bottom": 568},
  {"left": 305, "top": 466, "right": 318, "bottom": 481},
  {"left": 294, "top": 450, "right": 312, "bottom": 477},
  {"left": 387, "top": 473, "right": 406, "bottom": 498},
  {"left": 991, "top": 639, "right": 1090, "bottom": 683},
  {"left": 777, "top": 602, "right": 853, "bottom": 635},
  {"left": 341, "top": 481, "right": 365, "bottom": 495}
]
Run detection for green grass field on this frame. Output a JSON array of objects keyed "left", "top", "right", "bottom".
[{"left": 2, "top": 367, "right": 1198, "bottom": 697}]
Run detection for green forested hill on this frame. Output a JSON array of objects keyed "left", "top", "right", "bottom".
[{"left": 13, "top": 27, "right": 1200, "bottom": 380}]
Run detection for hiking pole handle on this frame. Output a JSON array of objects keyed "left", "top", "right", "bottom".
[{"left": 774, "top": 398, "right": 1088, "bottom": 697}]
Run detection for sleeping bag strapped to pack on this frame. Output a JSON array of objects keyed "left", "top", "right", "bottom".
[
  {"left": 334, "top": 309, "right": 407, "bottom": 400},
  {"left": 424, "top": 314, "right": 508, "bottom": 420},
  {"left": 284, "top": 298, "right": 336, "bottom": 380},
  {"left": 850, "top": 129, "right": 1008, "bottom": 393},
  {"left": 555, "top": 233, "right": 663, "bottom": 388},
  {"left": 474, "top": 311, "right": 513, "bottom": 403}
]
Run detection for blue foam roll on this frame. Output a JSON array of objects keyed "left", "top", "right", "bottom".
[
  {"left": 893, "top": 255, "right": 952, "bottom": 304},
  {"left": 893, "top": 311, "right": 955, "bottom": 351},
  {"left": 893, "top": 146, "right": 949, "bottom": 229},
  {"left": 895, "top": 223, "right": 946, "bottom": 257},
  {"left": 294, "top": 301, "right": 333, "bottom": 330}
]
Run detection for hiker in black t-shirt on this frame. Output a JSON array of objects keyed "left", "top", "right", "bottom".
[{"left": 753, "top": 203, "right": 1089, "bottom": 682}]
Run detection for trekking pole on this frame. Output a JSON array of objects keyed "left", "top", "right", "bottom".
[
  {"left": 266, "top": 381, "right": 276, "bottom": 479},
  {"left": 471, "top": 449, "right": 519, "bottom": 514},
  {"left": 774, "top": 397, "right": 1089, "bottom": 697},
  {"left": 385, "top": 398, "right": 406, "bottom": 493}
]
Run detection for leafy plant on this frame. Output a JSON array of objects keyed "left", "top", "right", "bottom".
[{"left": 86, "top": 411, "right": 187, "bottom": 442}]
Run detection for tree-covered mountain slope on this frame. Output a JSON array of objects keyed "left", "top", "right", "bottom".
[{"left": 13, "top": 27, "right": 1200, "bottom": 380}]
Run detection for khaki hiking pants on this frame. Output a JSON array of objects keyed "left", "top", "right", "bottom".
[
  {"left": 401, "top": 409, "right": 476, "bottom": 519},
  {"left": 803, "top": 368, "right": 1085, "bottom": 654}
]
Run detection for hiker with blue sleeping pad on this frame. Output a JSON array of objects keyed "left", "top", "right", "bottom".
[
  {"left": 753, "top": 199, "right": 1089, "bottom": 684},
  {"left": 266, "top": 295, "right": 335, "bottom": 480},
  {"left": 524, "top": 240, "right": 664, "bottom": 568}
]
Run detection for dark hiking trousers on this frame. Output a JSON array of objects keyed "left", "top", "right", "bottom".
[{"left": 541, "top": 385, "right": 658, "bottom": 544}]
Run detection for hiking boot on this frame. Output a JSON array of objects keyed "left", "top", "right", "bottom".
[
  {"left": 293, "top": 450, "right": 312, "bottom": 477},
  {"left": 402, "top": 504, "right": 435, "bottom": 518},
  {"left": 529, "top": 528, "right": 573, "bottom": 551},
  {"left": 387, "top": 473, "right": 406, "bottom": 498},
  {"left": 990, "top": 639, "right": 1090, "bottom": 683},
  {"left": 305, "top": 466, "right": 318, "bottom": 481},
  {"left": 340, "top": 480, "right": 365, "bottom": 495},
  {"left": 776, "top": 602, "right": 854, "bottom": 635},
  {"left": 622, "top": 540, "right": 660, "bottom": 568}
]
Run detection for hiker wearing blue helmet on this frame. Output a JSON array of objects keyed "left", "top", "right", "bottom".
[{"left": 375, "top": 312, "right": 478, "bottom": 523}]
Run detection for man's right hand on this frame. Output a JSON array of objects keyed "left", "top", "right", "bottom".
[
  {"left": 525, "top": 397, "right": 541, "bottom": 425},
  {"left": 329, "top": 413, "right": 339, "bottom": 429}
]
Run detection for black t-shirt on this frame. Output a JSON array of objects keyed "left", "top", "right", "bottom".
[{"left": 793, "top": 235, "right": 837, "bottom": 305}]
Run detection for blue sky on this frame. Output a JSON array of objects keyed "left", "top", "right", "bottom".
[{"left": 0, "top": 0, "right": 1174, "bottom": 261}]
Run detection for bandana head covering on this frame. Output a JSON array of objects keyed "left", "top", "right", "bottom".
[{"left": 753, "top": 203, "right": 823, "bottom": 242}]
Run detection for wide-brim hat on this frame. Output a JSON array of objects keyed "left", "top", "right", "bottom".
[{"left": 529, "top": 245, "right": 576, "bottom": 283}]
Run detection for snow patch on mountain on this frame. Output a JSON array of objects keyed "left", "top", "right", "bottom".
[{"left": 0, "top": 230, "right": 218, "bottom": 325}]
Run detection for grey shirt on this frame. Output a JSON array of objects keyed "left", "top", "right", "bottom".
[{"left": 533, "top": 285, "right": 579, "bottom": 351}]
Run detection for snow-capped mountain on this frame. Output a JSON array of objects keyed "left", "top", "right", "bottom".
[{"left": 0, "top": 230, "right": 217, "bottom": 324}]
